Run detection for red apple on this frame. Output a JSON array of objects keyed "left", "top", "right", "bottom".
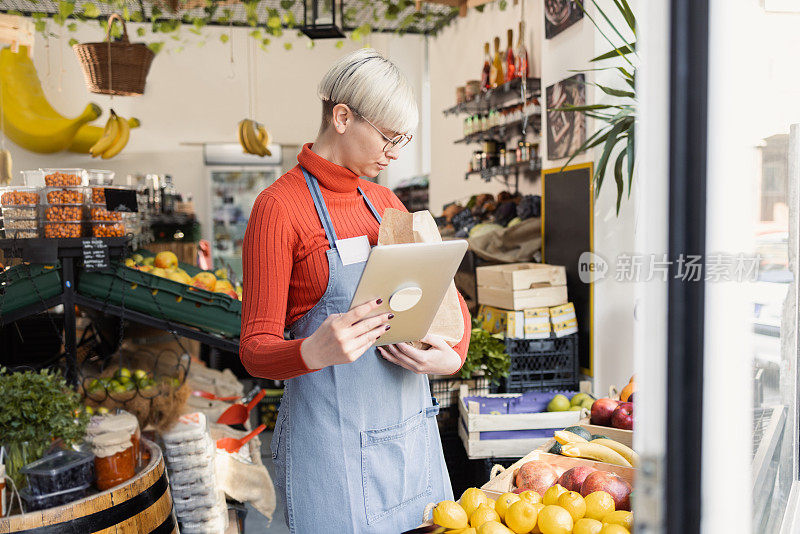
[
  {"left": 558, "top": 466, "right": 598, "bottom": 493},
  {"left": 590, "top": 398, "right": 620, "bottom": 426},
  {"left": 580, "top": 471, "right": 632, "bottom": 511},
  {"left": 611, "top": 402, "right": 634, "bottom": 430},
  {"left": 514, "top": 460, "right": 558, "bottom": 495}
]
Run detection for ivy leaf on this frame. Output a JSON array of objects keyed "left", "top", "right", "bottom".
[
  {"left": 68, "top": 37, "right": 79, "bottom": 46},
  {"left": 130, "top": 11, "right": 144, "bottom": 22},
  {"left": 499, "top": 0, "right": 508, "bottom": 8},
  {"left": 284, "top": 42, "right": 292, "bottom": 50},
  {"left": 280, "top": 0, "right": 294, "bottom": 8},
  {"left": 249, "top": 29, "right": 262, "bottom": 39},
  {"left": 267, "top": 15, "right": 281, "bottom": 29},
  {"left": 220, "top": 33, "right": 229, "bottom": 43},
  {"left": 147, "top": 41, "right": 165, "bottom": 54},
  {"left": 67, "top": 22, "right": 78, "bottom": 31},
  {"left": 282, "top": 11, "right": 296, "bottom": 28},
  {"left": 82, "top": 2, "right": 99, "bottom": 17},
  {"left": 335, "top": 40, "right": 344, "bottom": 49},
  {"left": 137, "top": 27, "right": 145, "bottom": 37},
  {"left": 34, "top": 20, "right": 46, "bottom": 33},
  {"left": 307, "top": 40, "right": 316, "bottom": 49}
]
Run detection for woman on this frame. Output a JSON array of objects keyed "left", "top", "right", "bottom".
[{"left": 240, "top": 48, "right": 472, "bottom": 533}]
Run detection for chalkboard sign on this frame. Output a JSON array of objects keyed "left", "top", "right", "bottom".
[
  {"left": 542, "top": 163, "right": 593, "bottom": 375},
  {"left": 105, "top": 188, "right": 138, "bottom": 213},
  {"left": 82, "top": 238, "right": 109, "bottom": 271}
]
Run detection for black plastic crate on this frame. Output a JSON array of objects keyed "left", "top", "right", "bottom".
[
  {"left": 429, "top": 375, "right": 492, "bottom": 409},
  {"left": 501, "top": 334, "right": 579, "bottom": 393}
]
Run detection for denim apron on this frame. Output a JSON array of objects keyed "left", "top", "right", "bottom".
[{"left": 270, "top": 167, "right": 452, "bottom": 533}]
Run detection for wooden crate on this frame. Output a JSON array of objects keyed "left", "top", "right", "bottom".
[
  {"left": 480, "top": 448, "right": 636, "bottom": 499},
  {"left": 457, "top": 385, "right": 582, "bottom": 459},
  {"left": 477, "top": 263, "right": 568, "bottom": 310},
  {"left": 578, "top": 417, "right": 633, "bottom": 448}
]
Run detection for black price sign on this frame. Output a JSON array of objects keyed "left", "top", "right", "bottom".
[
  {"left": 105, "top": 188, "right": 138, "bottom": 213},
  {"left": 82, "top": 238, "right": 109, "bottom": 271}
]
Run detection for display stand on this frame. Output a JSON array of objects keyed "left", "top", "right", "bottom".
[{"left": 0, "top": 237, "right": 239, "bottom": 384}]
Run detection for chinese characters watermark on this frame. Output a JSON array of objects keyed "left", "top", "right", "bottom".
[{"left": 578, "top": 252, "right": 761, "bottom": 283}]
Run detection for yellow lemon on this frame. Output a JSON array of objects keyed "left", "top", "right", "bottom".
[
  {"left": 557, "top": 490, "right": 587, "bottom": 521},
  {"left": 542, "top": 484, "right": 568, "bottom": 506},
  {"left": 470, "top": 504, "right": 500, "bottom": 529},
  {"left": 477, "top": 521, "right": 513, "bottom": 534},
  {"left": 504, "top": 500, "right": 540, "bottom": 534},
  {"left": 584, "top": 491, "right": 615, "bottom": 521},
  {"left": 460, "top": 488, "right": 492, "bottom": 517},
  {"left": 449, "top": 529, "right": 477, "bottom": 534},
  {"left": 599, "top": 525, "right": 630, "bottom": 534},
  {"left": 519, "top": 490, "right": 542, "bottom": 505},
  {"left": 432, "top": 500, "right": 469, "bottom": 529},
  {"left": 602, "top": 510, "right": 633, "bottom": 530},
  {"left": 537, "top": 505, "right": 574, "bottom": 534},
  {"left": 573, "top": 517, "right": 604, "bottom": 534},
  {"left": 494, "top": 492, "right": 521, "bottom": 521},
  {"left": 529, "top": 502, "right": 546, "bottom": 533}
]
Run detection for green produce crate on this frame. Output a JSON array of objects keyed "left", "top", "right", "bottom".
[
  {"left": 0, "top": 263, "right": 62, "bottom": 316},
  {"left": 76, "top": 262, "right": 241, "bottom": 338}
]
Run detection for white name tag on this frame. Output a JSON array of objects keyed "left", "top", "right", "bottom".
[{"left": 336, "top": 235, "right": 371, "bottom": 265}]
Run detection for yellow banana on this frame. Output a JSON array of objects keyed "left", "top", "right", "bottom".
[
  {"left": 560, "top": 442, "right": 632, "bottom": 467},
  {"left": 0, "top": 149, "right": 11, "bottom": 184},
  {"left": 242, "top": 120, "right": 266, "bottom": 157},
  {"left": 101, "top": 114, "right": 130, "bottom": 159},
  {"left": 590, "top": 438, "right": 639, "bottom": 467},
  {"left": 0, "top": 46, "right": 101, "bottom": 153},
  {"left": 90, "top": 112, "right": 120, "bottom": 157},
  {"left": 554, "top": 430, "right": 589, "bottom": 445},
  {"left": 71, "top": 117, "right": 140, "bottom": 154},
  {"left": 256, "top": 123, "right": 272, "bottom": 156},
  {"left": 237, "top": 119, "right": 248, "bottom": 153}
]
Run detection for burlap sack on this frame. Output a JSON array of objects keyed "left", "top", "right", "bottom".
[
  {"left": 468, "top": 217, "right": 542, "bottom": 264},
  {"left": 377, "top": 208, "right": 465, "bottom": 348},
  {"left": 209, "top": 423, "right": 276, "bottom": 522}
]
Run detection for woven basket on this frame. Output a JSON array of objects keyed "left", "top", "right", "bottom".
[{"left": 73, "top": 14, "right": 155, "bottom": 96}]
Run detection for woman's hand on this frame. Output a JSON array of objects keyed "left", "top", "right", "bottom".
[
  {"left": 377, "top": 335, "right": 462, "bottom": 375},
  {"left": 301, "top": 299, "right": 393, "bottom": 370}
]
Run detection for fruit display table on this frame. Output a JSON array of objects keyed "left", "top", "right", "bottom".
[
  {"left": 0, "top": 439, "right": 177, "bottom": 533},
  {"left": 0, "top": 238, "right": 239, "bottom": 385}
]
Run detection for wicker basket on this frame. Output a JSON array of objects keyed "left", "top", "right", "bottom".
[{"left": 73, "top": 14, "right": 155, "bottom": 96}]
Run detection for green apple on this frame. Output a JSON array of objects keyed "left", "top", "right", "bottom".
[
  {"left": 570, "top": 393, "right": 590, "bottom": 407},
  {"left": 547, "top": 394, "right": 571, "bottom": 412}
]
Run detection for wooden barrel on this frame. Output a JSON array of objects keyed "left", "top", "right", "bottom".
[{"left": 0, "top": 439, "right": 177, "bottom": 534}]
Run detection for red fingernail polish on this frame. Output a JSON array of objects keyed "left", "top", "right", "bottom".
[
  {"left": 388, "top": 313, "right": 395, "bottom": 320},
  {"left": 385, "top": 325, "right": 391, "bottom": 330},
  {"left": 376, "top": 298, "right": 383, "bottom": 304}
]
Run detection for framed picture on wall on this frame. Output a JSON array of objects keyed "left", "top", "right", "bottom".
[
  {"left": 545, "top": 0, "right": 584, "bottom": 39},
  {"left": 546, "top": 73, "right": 587, "bottom": 161}
]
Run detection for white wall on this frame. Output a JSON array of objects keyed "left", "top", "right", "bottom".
[
  {"left": 8, "top": 22, "right": 426, "bottom": 234},
  {"left": 429, "top": 1, "right": 636, "bottom": 393}
]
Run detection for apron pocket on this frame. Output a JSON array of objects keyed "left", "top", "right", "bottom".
[{"left": 360, "top": 409, "right": 432, "bottom": 525}]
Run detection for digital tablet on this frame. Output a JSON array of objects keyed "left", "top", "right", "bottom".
[{"left": 348, "top": 240, "right": 469, "bottom": 346}]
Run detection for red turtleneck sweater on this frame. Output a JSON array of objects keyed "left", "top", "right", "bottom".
[{"left": 239, "top": 144, "right": 472, "bottom": 380}]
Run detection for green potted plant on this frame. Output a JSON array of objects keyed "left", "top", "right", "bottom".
[
  {"left": 0, "top": 368, "right": 89, "bottom": 488},
  {"left": 458, "top": 318, "right": 511, "bottom": 386}
]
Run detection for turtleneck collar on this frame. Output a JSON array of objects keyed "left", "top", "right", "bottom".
[{"left": 297, "top": 143, "right": 360, "bottom": 193}]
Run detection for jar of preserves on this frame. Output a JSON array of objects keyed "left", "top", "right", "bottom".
[{"left": 86, "top": 410, "right": 141, "bottom": 490}]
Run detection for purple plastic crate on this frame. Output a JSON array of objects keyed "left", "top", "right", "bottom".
[{"left": 462, "top": 390, "right": 579, "bottom": 415}]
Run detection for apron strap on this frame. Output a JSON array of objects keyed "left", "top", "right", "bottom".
[{"left": 301, "top": 166, "right": 382, "bottom": 248}]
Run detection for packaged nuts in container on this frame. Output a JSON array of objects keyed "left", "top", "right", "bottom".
[
  {"left": 45, "top": 205, "right": 83, "bottom": 221},
  {"left": 44, "top": 220, "right": 83, "bottom": 238},
  {"left": 91, "top": 221, "right": 126, "bottom": 237},
  {"left": 45, "top": 187, "right": 87, "bottom": 205},
  {"left": 4, "top": 218, "right": 38, "bottom": 230},
  {"left": 0, "top": 186, "right": 39, "bottom": 206},
  {"left": 42, "top": 168, "right": 86, "bottom": 187},
  {"left": 1, "top": 206, "right": 38, "bottom": 219},
  {"left": 3, "top": 228, "right": 40, "bottom": 238}
]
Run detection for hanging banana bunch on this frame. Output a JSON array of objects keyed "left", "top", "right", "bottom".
[
  {"left": 237, "top": 119, "right": 271, "bottom": 157},
  {"left": 90, "top": 110, "right": 132, "bottom": 159},
  {"left": 0, "top": 149, "right": 11, "bottom": 184}
]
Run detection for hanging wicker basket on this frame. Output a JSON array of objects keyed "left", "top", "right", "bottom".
[{"left": 73, "top": 14, "right": 155, "bottom": 96}]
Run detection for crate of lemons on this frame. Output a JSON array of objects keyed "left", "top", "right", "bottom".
[
  {"left": 428, "top": 484, "right": 633, "bottom": 534},
  {"left": 124, "top": 251, "right": 242, "bottom": 300}
]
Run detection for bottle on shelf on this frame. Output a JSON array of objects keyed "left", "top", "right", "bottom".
[
  {"left": 481, "top": 42, "right": 492, "bottom": 92},
  {"left": 505, "top": 28, "right": 516, "bottom": 82},
  {"left": 515, "top": 21, "right": 530, "bottom": 79},
  {"left": 491, "top": 36, "right": 504, "bottom": 88}
]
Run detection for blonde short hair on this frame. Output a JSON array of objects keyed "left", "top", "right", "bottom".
[{"left": 318, "top": 48, "right": 418, "bottom": 134}]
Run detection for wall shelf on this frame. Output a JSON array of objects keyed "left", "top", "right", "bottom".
[
  {"left": 465, "top": 158, "right": 542, "bottom": 183},
  {"left": 455, "top": 113, "right": 542, "bottom": 144},
  {"left": 443, "top": 77, "right": 542, "bottom": 116}
]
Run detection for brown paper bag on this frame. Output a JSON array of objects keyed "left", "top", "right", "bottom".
[{"left": 377, "top": 208, "right": 465, "bottom": 348}]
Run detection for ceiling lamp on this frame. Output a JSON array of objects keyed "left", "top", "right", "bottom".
[{"left": 301, "top": 0, "right": 345, "bottom": 39}]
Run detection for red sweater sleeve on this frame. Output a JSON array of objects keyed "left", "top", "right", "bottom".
[
  {"left": 385, "top": 192, "right": 472, "bottom": 370},
  {"left": 239, "top": 192, "right": 310, "bottom": 380}
]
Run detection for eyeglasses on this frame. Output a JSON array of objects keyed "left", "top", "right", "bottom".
[{"left": 348, "top": 106, "right": 413, "bottom": 152}]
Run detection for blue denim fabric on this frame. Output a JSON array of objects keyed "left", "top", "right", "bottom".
[{"left": 270, "top": 167, "right": 452, "bottom": 533}]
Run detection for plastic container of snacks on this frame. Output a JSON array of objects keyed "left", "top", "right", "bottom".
[
  {"left": 44, "top": 220, "right": 83, "bottom": 238},
  {"left": 90, "top": 221, "right": 126, "bottom": 237},
  {"left": 20, "top": 169, "right": 43, "bottom": 187},
  {"left": 45, "top": 205, "right": 84, "bottom": 222},
  {"left": 1, "top": 205, "right": 38, "bottom": 219},
  {"left": 19, "top": 483, "right": 89, "bottom": 511},
  {"left": 89, "top": 205, "right": 122, "bottom": 221},
  {"left": 87, "top": 169, "right": 115, "bottom": 186},
  {"left": 44, "top": 187, "right": 87, "bottom": 205},
  {"left": 42, "top": 168, "right": 86, "bottom": 187},
  {"left": 0, "top": 186, "right": 39, "bottom": 206},
  {"left": 20, "top": 450, "right": 94, "bottom": 496},
  {"left": 3, "top": 228, "right": 40, "bottom": 239}
]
